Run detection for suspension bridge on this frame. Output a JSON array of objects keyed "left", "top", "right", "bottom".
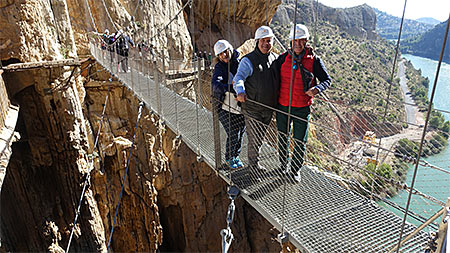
[
  {"left": 87, "top": 42, "right": 441, "bottom": 252},
  {"left": 59, "top": 0, "right": 450, "bottom": 251}
]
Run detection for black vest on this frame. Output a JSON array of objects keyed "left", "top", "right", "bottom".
[{"left": 243, "top": 47, "right": 278, "bottom": 112}]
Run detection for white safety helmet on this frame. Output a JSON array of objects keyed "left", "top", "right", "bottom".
[
  {"left": 254, "top": 26, "right": 275, "bottom": 40},
  {"left": 214, "top": 39, "right": 233, "bottom": 56},
  {"left": 289, "top": 24, "right": 310, "bottom": 40}
]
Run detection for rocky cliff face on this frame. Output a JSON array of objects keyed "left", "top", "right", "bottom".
[
  {"left": 0, "top": 0, "right": 282, "bottom": 251},
  {"left": 185, "top": 0, "right": 281, "bottom": 52},
  {"left": 66, "top": 0, "right": 193, "bottom": 62},
  {"left": 0, "top": 0, "right": 78, "bottom": 62},
  {"left": 1, "top": 1, "right": 104, "bottom": 251},
  {"left": 273, "top": 0, "right": 378, "bottom": 40}
]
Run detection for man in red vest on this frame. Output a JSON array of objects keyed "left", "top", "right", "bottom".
[{"left": 272, "top": 24, "right": 331, "bottom": 182}]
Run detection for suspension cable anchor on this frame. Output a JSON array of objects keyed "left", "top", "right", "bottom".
[
  {"left": 196, "top": 155, "right": 203, "bottom": 163},
  {"left": 220, "top": 227, "right": 234, "bottom": 253},
  {"left": 277, "top": 231, "right": 289, "bottom": 244},
  {"left": 227, "top": 185, "right": 240, "bottom": 200},
  {"left": 226, "top": 200, "right": 235, "bottom": 226}
]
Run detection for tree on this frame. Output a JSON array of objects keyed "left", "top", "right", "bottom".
[
  {"left": 441, "top": 121, "right": 450, "bottom": 138},
  {"left": 429, "top": 115, "right": 443, "bottom": 129}
]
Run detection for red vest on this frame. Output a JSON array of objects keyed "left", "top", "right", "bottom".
[{"left": 278, "top": 50, "right": 315, "bottom": 107}]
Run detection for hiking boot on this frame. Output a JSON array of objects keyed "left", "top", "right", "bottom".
[
  {"left": 291, "top": 170, "right": 301, "bottom": 183},
  {"left": 233, "top": 157, "right": 244, "bottom": 168},
  {"left": 226, "top": 159, "right": 238, "bottom": 169}
]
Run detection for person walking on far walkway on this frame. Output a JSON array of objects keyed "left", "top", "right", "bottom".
[
  {"left": 115, "top": 29, "right": 135, "bottom": 72},
  {"left": 212, "top": 40, "right": 246, "bottom": 169},
  {"left": 233, "top": 26, "right": 279, "bottom": 171},
  {"left": 272, "top": 24, "right": 331, "bottom": 182}
]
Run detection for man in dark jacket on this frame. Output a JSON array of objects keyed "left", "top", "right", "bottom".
[
  {"left": 115, "top": 30, "right": 135, "bottom": 72},
  {"left": 233, "top": 26, "right": 279, "bottom": 170}
]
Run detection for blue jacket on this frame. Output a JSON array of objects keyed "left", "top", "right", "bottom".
[
  {"left": 233, "top": 46, "right": 278, "bottom": 112},
  {"left": 212, "top": 50, "right": 240, "bottom": 105}
]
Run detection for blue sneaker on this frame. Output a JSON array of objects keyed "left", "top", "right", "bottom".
[
  {"left": 233, "top": 157, "right": 244, "bottom": 168},
  {"left": 225, "top": 159, "right": 238, "bottom": 169}
]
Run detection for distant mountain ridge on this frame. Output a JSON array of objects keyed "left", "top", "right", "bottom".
[
  {"left": 272, "top": 0, "right": 378, "bottom": 40},
  {"left": 374, "top": 8, "right": 435, "bottom": 40},
  {"left": 400, "top": 20, "right": 450, "bottom": 63},
  {"left": 416, "top": 17, "right": 441, "bottom": 25}
]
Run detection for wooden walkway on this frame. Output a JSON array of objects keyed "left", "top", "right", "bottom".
[{"left": 2, "top": 59, "right": 81, "bottom": 71}]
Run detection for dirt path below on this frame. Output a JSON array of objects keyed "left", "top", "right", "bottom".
[{"left": 341, "top": 59, "right": 427, "bottom": 167}]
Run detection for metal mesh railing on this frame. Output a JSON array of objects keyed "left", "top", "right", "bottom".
[{"left": 88, "top": 41, "right": 447, "bottom": 251}]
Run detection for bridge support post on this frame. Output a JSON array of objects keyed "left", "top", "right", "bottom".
[
  {"left": 129, "top": 50, "right": 133, "bottom": 90},
  {"left": 194, "top": 55, "right": 202, "bottom": 157},
  {"left": 435, "top": 198, "right": 450, "bottom": 252},
  {"left": 146, "top": 57, "right": 150, "bottom": 99},
  {"left": 154, "top": 53, "right": 161, "bottom": 115},
  {"left": 162, "top": 48, "right": 168, "bottom": 121},
  {"left": 211, "top": 66, "right": 221, "bottom": 169},
  {"left": 141, "top": 51, "right": 144, "bottom": 93}
]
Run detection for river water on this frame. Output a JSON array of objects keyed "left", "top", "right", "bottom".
[{"left": 378, "top": 54, "right": 450, "bottom": 226}]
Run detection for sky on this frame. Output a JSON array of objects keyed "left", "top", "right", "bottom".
[{"left": 317, "top": 0, "right": 450, "bottom": 22}]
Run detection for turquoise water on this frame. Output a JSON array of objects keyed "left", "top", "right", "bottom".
[{"left": 378, "top": 54, "right": 450, "bottom": 226}]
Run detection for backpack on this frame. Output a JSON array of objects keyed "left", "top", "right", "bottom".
[{"left": 118, "top": 36, "right": 128, "bottom": 51}]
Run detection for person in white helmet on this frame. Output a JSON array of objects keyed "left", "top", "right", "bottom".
[
  {"left": 101, "top": 29, "right": 110, "bottom": 50},
  {"left": 212, "top": 40, "right": 246, "bottom": 169},
  {"left": 232, "top": 25, "right": 279, "bottom": 171},
  {"left": 272, "top": 23, "right": 331, "bottom": 182}
]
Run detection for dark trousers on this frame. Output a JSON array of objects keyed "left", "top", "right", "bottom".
[
  {"left": 276, "top": 104, "right": 310, "bottom": 172},
  {"left": 218, "top": 108, "right": 246, "bottom": 161},
  {"left": 118, "top": 51, "right": 129, "bottom": 72},
  {"left": 109, "top": 50, "right": 115, "bottom": 63},
  {"left": 242, "top": 109, "right": 273, "bottom": 167}
]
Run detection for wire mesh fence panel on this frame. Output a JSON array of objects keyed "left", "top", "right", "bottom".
[{"left": 90, "top": 42, "right": 440, "bottom": 252}]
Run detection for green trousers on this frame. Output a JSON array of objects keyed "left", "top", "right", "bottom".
[{"left": 276, "top": 104, "right": 310, "bottom": 172}]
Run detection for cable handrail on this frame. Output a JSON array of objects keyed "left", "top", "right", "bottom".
[
  {"left": 77, "top": 0, "right": 450, "bottom": 250},
  {"left": 89, "top": 40, "right": 445, "bottom": 252}
]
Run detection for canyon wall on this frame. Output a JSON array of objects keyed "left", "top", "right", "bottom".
[
  {"left": 273, "top": 0, "right": 378, "bottom": 40},
  {"left": 185, "top": 0, "right": 281, "bottom": 52},
  {"left": 0, "top": 0, "right": 283, "bottom": 251}
]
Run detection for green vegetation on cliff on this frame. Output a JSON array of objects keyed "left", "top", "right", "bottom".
[
  {"left": 374, "top": 8, "right": 435, "bottom": 40},
  {"left": 400, "top": 20, "right": 450, "bottom": 63},
  {"left": 270, "top": 0, "right": 450, "bottom": 198},
  {"left": 402, "top": 59, "right": 450, "bottom": 133},
  {"left": 270, "top": 1, "right": 410, "bottom": 197}
]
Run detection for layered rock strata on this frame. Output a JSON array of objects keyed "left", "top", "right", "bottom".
[{"left": 0, "top": 0, "right": 284, "bottom": 251}]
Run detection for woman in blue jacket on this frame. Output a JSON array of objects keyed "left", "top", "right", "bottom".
[{"left": 212, "top": 40, "right": 246, "bottom": 169}]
